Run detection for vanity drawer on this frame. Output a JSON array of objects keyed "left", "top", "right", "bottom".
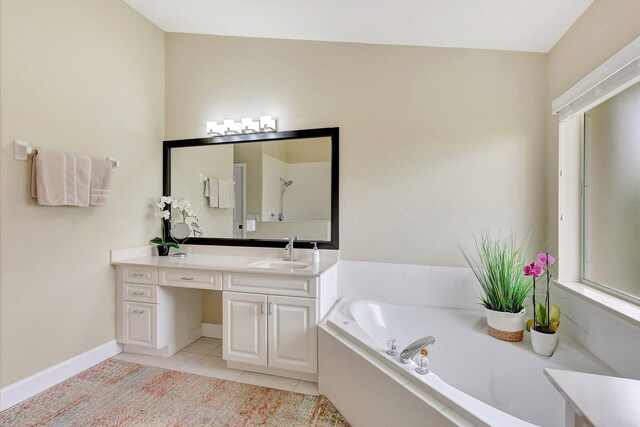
[
  {"left": 159, "top": 268, "right": 222, "bottom": 290},
  {"left": 223, "top": 272, "right": 318, "bottom": 298},
  {"left": 122, "top": 266, "right": 158, "bottom": 285},
  {"left": 122, "top": 282, "right": 158, "bottom": 303}
]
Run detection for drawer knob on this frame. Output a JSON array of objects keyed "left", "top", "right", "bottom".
[
  {"left": 131, "top": 291, "right": 145, "bottom": 296},
  {"left": 181, "top": 277, "right": 194, "bottom": 281},
  {"left": 132, "top": 310, "right": 145, "bottom": 314}
]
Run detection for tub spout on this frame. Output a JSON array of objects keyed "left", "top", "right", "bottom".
[{"left": 400, "top": 336, "right": 435, "bottom": 364}]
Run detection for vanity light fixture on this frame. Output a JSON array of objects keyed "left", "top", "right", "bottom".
[
  {"left": 259, "top": 116, "right": 277, "bottom": 132},
  {"left": 206, "top": 121, "right": 222, "bottom": 136},
  {"left": 206, "top": 116, "right": 278, "bottom": 136},
  {"left": 223, "top": 119, "right": 241, "bottom": 134},
  {"left": 241, "top": 117, "right": 260, "bottom": 133}
]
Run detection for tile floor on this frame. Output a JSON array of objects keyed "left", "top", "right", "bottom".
[{"left": 112, "top": 337, "right": 318, "bottom": 395}]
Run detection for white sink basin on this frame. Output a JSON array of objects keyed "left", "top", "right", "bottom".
[{"left": 248, "top": 260, "right": 311, "bottom": 270}]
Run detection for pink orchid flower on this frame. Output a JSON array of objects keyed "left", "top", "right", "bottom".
[
  {"left": 537, "top": 253, "right": 556, "bottom": 268},
  {"left": 523, "top": 262, "right": 543, "bottom": 278}
]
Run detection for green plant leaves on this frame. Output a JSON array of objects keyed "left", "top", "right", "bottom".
[
  {"left": 460, "top": 231, "right": 531, "bottom": 313},
  {"left": 150, "top": 237, "right": 179, "bottom": 249},
  {"left": 526, "top": 318, "right": 535, "bottom": 332},
  {"left": 536, "top": 302, "right": 547, "bottom": 326},
  {"left": 549, "top": 304, "right": 561, "bottom": 323},
  {"left": 533, "top": 302, "right": 561, "bottom": 329}
]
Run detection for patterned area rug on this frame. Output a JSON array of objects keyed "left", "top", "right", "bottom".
[{"left": 0, "top": 359, "right": 349, "bottom": 426}]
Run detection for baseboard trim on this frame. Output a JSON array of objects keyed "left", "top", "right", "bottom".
[
  {"left": 202, "top": 323, "right": 222, "bottom": 339},
  {"left": 0, "top": 340, "right": 122, "bottom": 411}
]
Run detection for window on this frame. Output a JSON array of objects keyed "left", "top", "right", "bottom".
[{"left": 582, "top": 81, "right": 640, "bottom": 300}]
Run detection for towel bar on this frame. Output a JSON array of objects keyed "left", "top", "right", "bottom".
[{"left": 13, "top": 140, "right": 119, "bottom": 171}]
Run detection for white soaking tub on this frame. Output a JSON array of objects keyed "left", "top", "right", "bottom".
[{"left": 322, "top": 299, "right": 616, "bottom": 427}]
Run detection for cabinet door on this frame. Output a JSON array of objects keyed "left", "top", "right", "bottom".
[
  {"left": 223, "top": 292, "right": 268, "bottom": 366},
  {"left": 122, "top": 302, "right": 157, "bottom": 347},
  {"left": 267, "top": 295, "right": 318, "bottom": 373}
]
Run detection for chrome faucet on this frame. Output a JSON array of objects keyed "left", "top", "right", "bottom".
[
  {"left": 400, "top": 336, "right": 436, "bottom": 364},
  {"left": 283, "top": 236, "right": 299, "bottom": 261}
]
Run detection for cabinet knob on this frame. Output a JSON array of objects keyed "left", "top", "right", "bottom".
[
  {"left": 261, "top": 302, "right": 266, "bottom": 315},
  {"left": 268, "top": 302, "right": 274, "bottom": 315}
]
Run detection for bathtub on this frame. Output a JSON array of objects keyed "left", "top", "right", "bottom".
[{"left": 321, "top": 299, "right": 616, "bottom": 427}]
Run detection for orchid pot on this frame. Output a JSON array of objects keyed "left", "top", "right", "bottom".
[
  {"left": 524, "top": 252, "right": 561, "bottom": 357},
  {"left": 530, "top": 328, "right": 558, "bottom": 357}
]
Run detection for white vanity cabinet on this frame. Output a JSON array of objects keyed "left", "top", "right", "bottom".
[
  {"left": 267, "top": 295, "right": 317, "bottom": 373},
  {"left": 222, "top": 270, "right": 334, "bottom": 380},
  {"left": 223, "top": 292, "right": 268, "bottom": 366},
  {"left": 116, "top": 266, "right": 204, "bottom": 357},
  {"left": 112, "top": 254, "right": 338, "bottom": 379},
  {"left": 223, "top": 292, "right": 318, "bottom": 373},
  {"left": 122, "top": 300, "right": 158, "bottom": 347},
  {"left": 117, "top": 267, "right": 163, "bottom": 348}
]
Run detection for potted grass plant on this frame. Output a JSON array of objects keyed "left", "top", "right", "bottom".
[
  {"left": 460, "top": 231, "right": 531, "bottom": 342},
  {"left": 524, "top": 253, "right": 561, "bottom": 356}
]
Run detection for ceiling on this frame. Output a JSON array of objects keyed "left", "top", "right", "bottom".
[{"left": 124, "top": 0, "right": 593, "bottom": 53}]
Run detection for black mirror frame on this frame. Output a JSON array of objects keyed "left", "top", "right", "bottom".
[{"left": 163, "top": 127, "right": 339, "bottom": 250}]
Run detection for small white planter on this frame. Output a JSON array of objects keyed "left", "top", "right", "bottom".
[
  {"left": 484, "top": 308, "right": 525, "bottom": 342},
  {"left": 531, "top": 328, "right": 558, "bottom": 357}
]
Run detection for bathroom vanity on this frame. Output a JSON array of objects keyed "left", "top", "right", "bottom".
[
  {"left": 111, "top": 127, "right": 341, "bottom": 381},
  {"left": 112, "top": 251, "right": 337, "bottom": 381}
]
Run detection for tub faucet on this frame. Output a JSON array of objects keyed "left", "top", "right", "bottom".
[
  {"left": 283, "top": 236, "right": 299, "bottom": 261},
  {"left": 400, "top": 336, "right": 436, "bottom": 364}
]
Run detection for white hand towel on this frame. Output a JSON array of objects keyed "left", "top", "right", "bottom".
[
  {"left": 204, "top": 178, "right": 219, "bottom": 207},
  {"left": 31, "top": 149, "right": 91, "bottom": 206},
  {"left": 218, "top": 178, "right": 235, "bottom": 209},
  {"left": 90, "top": 159, "right": 112, "bottom": 205}
]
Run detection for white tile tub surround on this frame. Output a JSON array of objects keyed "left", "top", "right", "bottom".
[
  {"left": 336, "top": 260, "right": 640, "bottom": 382},
  {"left": 338, "top": 261, "right": 483, "bottom": 311},
  {"left": 554, "top": 285, "right": 640, "bottom": 380}
]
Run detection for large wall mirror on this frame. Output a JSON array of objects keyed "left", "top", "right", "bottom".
[{"left": 163, "top": 128, "right": 339, "bottom": 249}]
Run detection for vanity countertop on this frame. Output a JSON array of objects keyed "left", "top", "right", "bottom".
[
  {"left": 111, "top": 253, "right": 337, "bottom": 277},
  {"left": 544, "top": 368, "right": 640, "bottom": 427}
]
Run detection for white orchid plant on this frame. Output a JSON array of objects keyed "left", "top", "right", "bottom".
[{"left": 150, "top": 196, "right": 203, "bottom": 249}]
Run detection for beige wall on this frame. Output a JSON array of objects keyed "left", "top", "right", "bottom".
[
  {"left": 545, "top": 0, "right": 640, "bottom": 257},
  {"left": 0, "top": 0, "right": 164, "bottom": 387},
  {"left": 166, "top": 33, "right": 548, "bottom": 266},
  {"left": 203, "top": 290, "right": 223, "bottom": 324},
  {"left": 287, "top": 138, "right": 331, "bottom": 164}
]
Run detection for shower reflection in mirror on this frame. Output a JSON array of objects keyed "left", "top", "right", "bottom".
[{"left": 279, "top": 178, "right": 294, "bottom": 221}]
